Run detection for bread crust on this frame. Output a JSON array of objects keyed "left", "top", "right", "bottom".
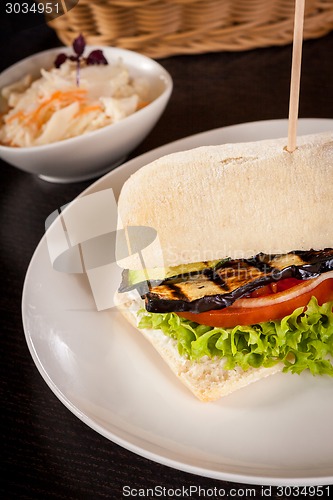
[
  {"left": 114, "top": 291, "right": 283, "bottom": 402},
  {"left": 117, "top": 132, "right": 333, "bottom": 269}
]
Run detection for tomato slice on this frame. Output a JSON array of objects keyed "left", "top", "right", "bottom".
[
  {"left": 178, "top": 276, "right": 333, "bottom": 328},
  {"left": 247, "top": 278, "right": 302, "bottom": 298}
]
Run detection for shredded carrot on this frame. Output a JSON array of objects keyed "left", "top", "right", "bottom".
[
  {"left": 5, "top": 110, "right": 26, "bottom": 123},
  {"left": 74, "top": 104, "right": 103, "bottom": 118},
  {"left": 137, "top": 100, "right": 150, "bottom": 110},
  {"left": 14, "top": 89, "right": 89, "bottom": 128},
  {"left": 31, "top": 89, "right": 87, "bottom": 120}
]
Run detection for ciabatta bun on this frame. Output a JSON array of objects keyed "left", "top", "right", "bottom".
[
  {"left": 117, "top": 132, "right": 333, "bottom": 270},
  {"left": 115, "top": 132, "right": 333, "bottom": 401},
  {"left": 114, "top": 291, "right": 283, "bottom": 402}
]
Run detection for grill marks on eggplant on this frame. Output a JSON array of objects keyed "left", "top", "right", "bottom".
[{"left": 144, "top": 249, "right": 333, "bottom": 313}]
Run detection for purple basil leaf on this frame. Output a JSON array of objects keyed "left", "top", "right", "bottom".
[
  {"left": 69, "top": 55, "right": 79, "bottom": 61},
  {"left": 86, "top": 49, "right": 108, "bottom": 65},
  {"left": 73, "top": 34, "right": 86, "bottom": 57},
  {"left": 54, "top": 53, "right": 68, "bottom": 68}
]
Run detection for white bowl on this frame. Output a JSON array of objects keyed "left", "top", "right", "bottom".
[{"left": 0, "top": 46, "right": 172, "bottom": 183}]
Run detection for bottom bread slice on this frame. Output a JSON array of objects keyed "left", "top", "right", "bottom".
[{"left": 114, "top": 291, "right": 283, "bottom": 402}]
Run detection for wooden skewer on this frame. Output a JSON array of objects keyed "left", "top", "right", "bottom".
[
  {"left": 60, "top": 0, "right": 69, "bottom": 14},
  {"left": 287, "top": 0, "right": 306, "bottom": 153}
]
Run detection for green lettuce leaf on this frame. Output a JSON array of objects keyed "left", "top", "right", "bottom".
[{"left": 138, "top": 297, "right": 333, "bottom": 375}]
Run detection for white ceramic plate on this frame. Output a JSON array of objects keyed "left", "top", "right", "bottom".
[{"left": 22, "top": 119, "right": 333, "bottom": 486}]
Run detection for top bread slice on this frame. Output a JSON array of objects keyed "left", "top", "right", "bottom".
[{"left": 116, "top": 132, "right": 333, "bottom": 270}]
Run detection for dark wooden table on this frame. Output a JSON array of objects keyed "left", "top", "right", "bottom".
[{"left": 1, "top": 21, "right": 333, "bottom": 500}]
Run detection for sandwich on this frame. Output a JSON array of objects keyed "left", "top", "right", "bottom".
[{"left": 114, "top": 131, "right": 333, "bottom": 401}]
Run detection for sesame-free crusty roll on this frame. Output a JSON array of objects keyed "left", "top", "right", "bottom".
[
  {"left": 115, "top": 131, "right": 333, "bottom": 402},
  {"left": 117, "top": 132, "right": 333, "bottom": 270}
]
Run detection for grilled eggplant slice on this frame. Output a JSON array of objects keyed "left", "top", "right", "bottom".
[{"left": 144, "top": 249, "right": 333, "bottom": 313}]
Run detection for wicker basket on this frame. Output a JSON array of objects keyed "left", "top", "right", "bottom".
[{"left": 46, "top": 0, "right": 333, "bottom": 58}]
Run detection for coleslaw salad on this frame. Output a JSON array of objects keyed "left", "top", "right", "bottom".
[{"left": 0, "top": 58, "right": 149, "bottom": 147}]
